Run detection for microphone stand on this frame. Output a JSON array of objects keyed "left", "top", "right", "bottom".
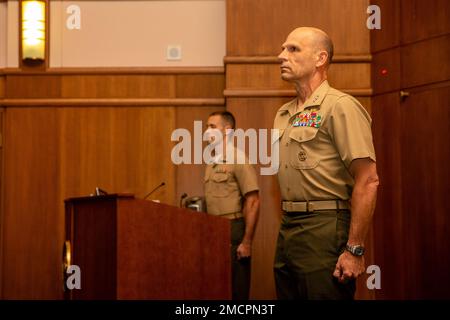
[{"left": 143, "top": 182, "right": 166, "bottom": 200}]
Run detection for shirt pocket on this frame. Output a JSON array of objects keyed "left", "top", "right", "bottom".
[
  {"left": 206, "top": 172, "right": 231, "bottom": 197},
  {"left": 288, "top": 127, "right": 320, "bottom": 170}
]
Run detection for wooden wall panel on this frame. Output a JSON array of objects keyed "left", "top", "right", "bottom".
[
  {"left": 3, "top": 70, "right": 225, "bottom": 101},
  {"left": 61, "top": 75, "right": 176, "bottom": 99},
  {"left": 0, "top": 75, "right": 4, "bottom": 98},
  {"left": 57, "top": 106, "right": 176, "bottom": 204},
  {"left": 227, "top": 0, "right": 370, "bottom": 56},
  {"left": 372, "top": 49, "right": 401, "bottom": 95},
  {"left": 370, "top": 0, "right": 400, "bottom": 53},
  {"left": 372, "top": 92, "right": 406, "bottom": 299},
  {"left": 328, "top": 64, "right": 371, "bottom": 90},
  {"left": 370, "top": 0, "right": 450, "bottom": 299},
  {"left": 6, "top": 75, "right": 61, "bottom": 98},
  {"left": 226, "top": 64, "right": 292, "bottom": 90},
  {"left": 401, "top": 35, "right": 450, "bottom": 89},
  {"left": 226, "top": 63, "right": 371, "bottom": 91},
  {"left": 401, "top": 85, "right": 450, "bottom": 299},
  {"left": 401, "top": 0, "right": 450, "bottom": 44},
  {"left": 176, "top": 74, "right": 225, "bottom": 98},
  {"left": 2, "top": 108, "right": 60, "bottom": 299}
]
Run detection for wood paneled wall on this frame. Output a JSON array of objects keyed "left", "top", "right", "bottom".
[
  {"left": 227, "top": 0, "right": 370, "bottom": 56},
  {"left": 0, "top": 71, "right": 4, "bottom": 297},
  {"left": 0, "top": 68, "right": 224, "bottom": 299},
  {"left": 226, "top": 0, "right": 374, "bottom": 299},
  {"left": 0, "top": 72, "right": 4, "bottom": 98},
  {"left": 370, "top": 0, "right": 450, "bottom": 299}
]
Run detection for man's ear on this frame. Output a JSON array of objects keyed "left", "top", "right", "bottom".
[
  {"left": 224, "top": 124, "right": 233, "bottom": 133},
  {"left": 316, "top": 51, "right": 328, "bottom": 68}
]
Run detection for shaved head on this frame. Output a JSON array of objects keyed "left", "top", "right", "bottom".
[
  {"left": 278, "top": 26, "right": 334, "bottom": 84},
  {"left": 288, "top": 27, "right": 334, "bottom": 67}
]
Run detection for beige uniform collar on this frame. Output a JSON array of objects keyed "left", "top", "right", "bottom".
[
  {"left": 278, "top": 80, "right": 330, "bottom": 117},
  {"left": 210, "top": 145, "right": 245, "bottom": 165}
]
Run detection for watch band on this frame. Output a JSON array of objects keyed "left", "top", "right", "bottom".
[{"left": 345, "top": 244, "right": 365, "bottom": 256}]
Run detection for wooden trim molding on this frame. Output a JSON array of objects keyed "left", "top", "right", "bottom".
[
  {"left": 371, "top": 79, "right": 450, "bottom": 97},
  {"left": 2, "top": 67, "right": 225, "bottom": 75},
  {"left": 0, "top": 98, "right": 225, "bottom": 107},
  {"left": 224, "top": 89, "right": 373, "bottom": 97},
  {"left": 224, "top": 55, "right": 372, "bottom": 64}
]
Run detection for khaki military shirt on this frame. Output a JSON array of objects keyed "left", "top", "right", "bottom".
[
  {"left": 204, "top": 149, "right": 259, "bottom": 216},
  {"left": 274, "top": 80, "right": 376, "bottom": 201}
]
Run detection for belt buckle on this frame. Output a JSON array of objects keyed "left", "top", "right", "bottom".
[{"left": 306, "top": 200, "right": 314, "bottom": 212}]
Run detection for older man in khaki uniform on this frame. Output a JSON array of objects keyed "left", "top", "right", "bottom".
[
  {"left": 204, "top": 111, "right": 260, "bottom": 300},
  {"left": 273, "top": 27, "right": 379, "bottom": 299}
]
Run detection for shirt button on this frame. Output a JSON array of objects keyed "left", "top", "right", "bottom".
[{"left": 285, "top": 164, "right": 288, "bottom": 169}]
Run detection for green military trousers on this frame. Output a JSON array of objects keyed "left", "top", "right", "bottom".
[
  {"left": 274, "top": 210, "right": 356, "bottom": 300},
  {"left": 231, "top": 218, "right": 251, "bottom": 300}
]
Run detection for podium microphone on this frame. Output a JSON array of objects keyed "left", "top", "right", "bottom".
[
  {"left": 180, "top": 193, "right": 188, "bottom": 207},
  {"left": 143, "top": 182, "right": 166, "bottom": 200},
  {"left": 94, "top": 187, "right": 108, "bottom": 196}
]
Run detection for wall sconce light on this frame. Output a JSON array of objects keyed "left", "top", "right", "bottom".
[{"left": 22, "top": 0, "right": 46, "bottom": 61}]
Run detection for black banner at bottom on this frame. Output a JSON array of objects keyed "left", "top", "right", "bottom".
[{"left": 0, "top": 300, "right": 446, "bottom": 319}]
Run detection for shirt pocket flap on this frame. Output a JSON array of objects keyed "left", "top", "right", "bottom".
[
  {"left": 271, "top": 129, "right": 285, "bottom": 145},
  {"left": 211, "top": 172, "right": 229, "bottom": 182},
  {"left": 289, "top": 127, "right": 319, "bottom": 143}
]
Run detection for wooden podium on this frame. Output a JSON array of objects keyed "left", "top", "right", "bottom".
[{"left": 64, "top": 194, "right": 231, "bottom": 300}]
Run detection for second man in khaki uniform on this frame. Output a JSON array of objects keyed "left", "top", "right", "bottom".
[{"left": 204, "top": 111, "right": 260, "bottom": 300}]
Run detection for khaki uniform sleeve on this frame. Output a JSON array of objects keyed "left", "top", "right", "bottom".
[
  {"left": 234, "top": 163, "right": 259, "bottom": 196},
  {"left": 327, "top": 96, "right": 376, "bottom": 168}
]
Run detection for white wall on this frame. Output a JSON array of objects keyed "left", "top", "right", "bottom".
[
  {"left": 51, "top": 0, "right": 226, "bottom": 67},
  {"left": 5, "top": 0, "right": 19, "bottom": 68},
  {"left": 0, "top": 2, "right": 6, "bottom": 68}
]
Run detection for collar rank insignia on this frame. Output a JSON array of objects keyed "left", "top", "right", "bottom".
[{"left": 292, "top": 111, "right": 322, "bottom": 128}]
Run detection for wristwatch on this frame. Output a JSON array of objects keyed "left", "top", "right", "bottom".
[{"left": 345, "top": 244, "right": 365, "bottom": 256}]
